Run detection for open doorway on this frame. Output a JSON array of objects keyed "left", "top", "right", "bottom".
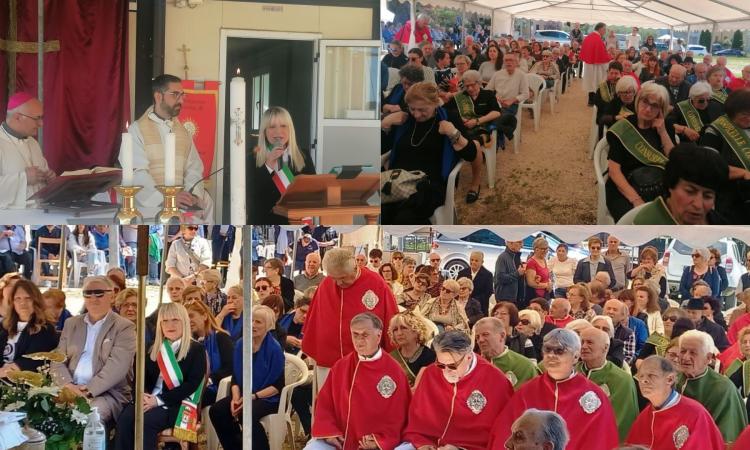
[{"left": 222, "top": 36, "right": 316, "bottom": 219}]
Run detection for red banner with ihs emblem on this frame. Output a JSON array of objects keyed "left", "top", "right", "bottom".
[{"left": 180, "top": 80, "right": 219, "bottom": 177}]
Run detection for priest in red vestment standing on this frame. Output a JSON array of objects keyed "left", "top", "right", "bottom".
[
  {"left": 306, "top": 312, "right": 411, "bottom": 450},
  {"left": 398, "top": 330, "right": 514, "bottom": 450},
  {"left": 488, "top": 328, "right": 619, "bottom": 450},
  {"left": 302, "top": 248, "right": 399, "bottom": 389},
  {"left": 626, "top": 355, "right": 724, "bottom": 450},
  {"left": 580, "top": 22, "right": 612, "bottom": 106}
]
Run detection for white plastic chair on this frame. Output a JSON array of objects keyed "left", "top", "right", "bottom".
[
  {"left": 545, "top": 78, "right": 560, "bottom": 114},
  {"left": 260, "top": 353, "right": 309, "bottom": 450},
  {"left": 430, "top": 160, "right": 464, "bottom": 225},
  {"left": 511, "top": 107, "right": 522, "bottom": 154},
  {"left": 205, "top": 376, "right": 232, "bottom": 450},
  {"left": 593, "top": 138, "right": 615, "bottom": 224},
  {"left": 588, "top": 106, "right": 599, "bottom": 159},
  {"left": 67, "top": 248, "right": 89, "bottom": 288},
  {"left": 521, "top": 73, "right": 545, "bottom": 132}
]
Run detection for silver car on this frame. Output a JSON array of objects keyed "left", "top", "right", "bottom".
[
  {"left": 432, "top": 230, "right": 588, "bottom": 280},
  {"left": 532, "top": 30, "right": 571, "bottom": 47},
  {"left": 661, "top": 238, "right": 747, "bottom": 302}
]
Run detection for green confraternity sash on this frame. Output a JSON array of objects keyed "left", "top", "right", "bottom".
[
  {"left": 712, "top": 115, "right": 750, "bottom": 170},
  {"left": 156, "top": 340, "right": 204, "bottom": 443},
  {"left": 391, "top": 349, "right": 417, "bottom": 386},
  {"left": 645, "top": 332, "right": 671, "bottom": 356},
  {"left": 712, "top": 89, "right": 728, "bottom": 104},
  {"left": 454, "top": 92, "right": 481, "bottom": 121},
  {"left": 633, "top": 197, "right": 678, "bottom": 225},
  {"left": 598, "top": 81, "right": 614, "bottom": 103},
  {"left": 619, "top": 105, "right": 634, "bottom": 118},
  {"left": 725, "top": 359, "right": 750, "bottom": 397},
  {"left": 677, "top": 99, "right": 703, "bottom": 131},
  {"left": 608, "top": 119, "right": 669, "bottom": 168}
]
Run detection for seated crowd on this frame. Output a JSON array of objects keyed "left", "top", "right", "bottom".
[
  {"left": 283, "top": 237, "right": 750, "bottom": 450},
  {"left": 0, "top": 224, "right": 243, "bottom": 449}
]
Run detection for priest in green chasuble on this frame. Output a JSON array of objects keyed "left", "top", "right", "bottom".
[
  {"left": 676, "top": 330, "right": 747, "bottom": 444},
  {"left": 474, "top": 317, "right": 540, "bottom": 390},
  {"left": 577, "top": 327, "right": 638, "bottom": 442}
]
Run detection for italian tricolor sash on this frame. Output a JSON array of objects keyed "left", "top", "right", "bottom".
[
  {"left": 677, "top": 99, "right": 703, "bottom": 131},
  {"left": 156, "top": 340, "right": 204, "bottom": 443},
  {"left": 609, "top": 119, "right": 669, "bottom": 168},
  {"left": 711, "top": 115, "right": 750, "bottom": 170},
  {"left": 712, "top": 89, "right": 728, "bottom": 104},
  {"left": 634, "top": 197, "right": 678, "bottom": 225},
  {"left": 272, "top": 165, "right": 295, "bottom": 194},
  {"left": 598, "top": 81, "right": 613, "bottom": 103}
]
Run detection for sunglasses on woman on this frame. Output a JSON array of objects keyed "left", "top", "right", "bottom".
[
  {"left": 662, "top": 315, "right": 678, "bottom": 322},
  {"left": 519, "top": 319, "right": 531, "bottom": 326},
  {"left": 255, "top": 285, "right": 270, "bottom": 291}
]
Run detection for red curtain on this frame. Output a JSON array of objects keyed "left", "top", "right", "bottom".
[{"left": 0, "top": 0, "right": 130, "bottom": 173}]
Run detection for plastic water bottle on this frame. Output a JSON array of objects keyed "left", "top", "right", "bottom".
[{"left": 82, "top": 407, "right": 106, "bottom": 450}]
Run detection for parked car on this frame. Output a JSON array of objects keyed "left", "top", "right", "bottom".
[
  {"left": 714, "top": 48, "right": 746, "bottom": 57},
  {"left": 432, "top": 230, "right": 588, "bottom": 280},
  {"left": 661, "top": 238, "right": 747, "bottom": 304},
  {"left": 532, "top": 30, "right": 571, "bottom": 46},
  {"left": 712, "top": 43, "right": 724, "bottom": 53},
  {"left": 687, "top": 44, "right": 707, "bottom": 56}
]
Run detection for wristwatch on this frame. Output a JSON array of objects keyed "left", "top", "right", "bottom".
[{"left": 450, "top": 129, "right": 462, "bottom": 144}]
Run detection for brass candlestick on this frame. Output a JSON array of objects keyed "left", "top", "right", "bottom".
[
  {"left": 113, "top": 185, "right": 144, "bottom": 224},
  {"left": 156, "top": 185, "right": 184, "bottom": 224}
]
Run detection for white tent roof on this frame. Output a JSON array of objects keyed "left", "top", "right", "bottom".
[
  {"left": 383, "top": 225, "right": 750, "bottom": 247},
  {"left": 403, "top": 0, "right": 750, "bottom": 30}
]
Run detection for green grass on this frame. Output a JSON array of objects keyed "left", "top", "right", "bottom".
[{"left": 725, "top": 56, "right": 750, "bottom": 73}]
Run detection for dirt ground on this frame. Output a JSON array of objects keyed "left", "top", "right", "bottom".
[{"left": 455, "top": 76, "right": 598, "bottom": 224}]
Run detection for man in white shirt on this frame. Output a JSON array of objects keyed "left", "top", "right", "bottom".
[
  {"left": 124, "top": 74, "right": 212, "bottom": 219},
  {"left": 52, "top": 276, "right": 136, "bottom": 422},
  {"left": 626, "top": 27, "right": 641, "bottom": 51},
  {"left": 487, "top": 53, "right": 529, "bottom": 144},
  {"left": 0, "top": 92, "right": 55, "bottom": 209},
  {"left": 165, "top": 224, "right": 212, "bottom": 284}
]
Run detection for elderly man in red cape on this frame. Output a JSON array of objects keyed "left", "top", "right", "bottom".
[
  {"left": 488, "top": 328, "right": 618, "bottom": 450},
  {"left": 626, "top": 355, "right": 724, "bottom": 450},
  {"left": 306, "top": 312, "right": 411, "bottom": 450},
  {"left": 581, "top": 22, "right": 612, "bottom": 106},
  {"left": 302, "top": 247, "right": 399, "bottom": 389},
  {"left": 396, "top": 330, "right": 514, "bottom": 450}
]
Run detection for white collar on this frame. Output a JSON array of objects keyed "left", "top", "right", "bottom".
[
  {"left": 84, "top": 311, "right": 110, "bottom": 327},
  {"left": 147, "top": 109, "right": 175, "bottom": 130},
  {"left": 358, "top": 347, "right": 383, "bottom": 362}
]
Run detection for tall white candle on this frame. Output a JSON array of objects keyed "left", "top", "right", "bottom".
[
  {"left": 164, "top": 131, "right": 176, "bottom": 186},
  {"left": 230, "top": 69, "right": 247, "bottom": 224},
  {"left": 120, "top": 123, "right": 133, "bottom": 186}
]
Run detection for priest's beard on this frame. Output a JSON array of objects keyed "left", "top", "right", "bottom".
[{"left": 442, "top": 371, "right": 460, "bottom": 384}]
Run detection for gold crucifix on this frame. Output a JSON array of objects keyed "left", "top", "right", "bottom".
[
  {"left": 0, "top": 0, "right": 61, "bottom": 95},
  {"left": 178, "top": 44, "right": 191, "bottom": 80}
]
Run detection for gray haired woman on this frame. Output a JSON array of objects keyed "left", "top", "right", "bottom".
[{"left": 671, "top": 81, "right": 723, "bottom": 142}]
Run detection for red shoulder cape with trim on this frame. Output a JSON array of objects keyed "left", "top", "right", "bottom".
[
  {"left": 311, "top": 351, "right": 411, "bottom": 450},
  {"left": 302, "top": 268, "right": 398, "bottom": 367},
  {"left": 403, "top": 356, "right": 514, "bottom": 450},
  {"left": 626, "top": 395, "right": 724, "bottom": 450},
  {"left": 580, "top": 32, "right": 611, "bottom": 65},
  {"left": 488, "top": 372, "right": 618, "bottom": 450}
]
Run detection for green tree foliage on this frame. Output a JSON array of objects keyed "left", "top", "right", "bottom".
[{"left": 732, "top": 30, "right": 744, "bottom": 50}]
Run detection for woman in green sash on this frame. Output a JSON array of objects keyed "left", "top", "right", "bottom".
[
  {"left": 388, "top": 312, "right": 435, "bottom": 387},
  {"left": 115, "top": 302, "right": 207, "bottom": 450},
  {"left": 606, "top": 82, "right": 676, "bottom": 221},
  {"left": 635, "top": 312, "right": 693, "bottom": 370},
  {"left": 599, "top": 75, "right": 637, "bottom": 128},
  {"left": 707, "top": 65, "right": 731, "bottom": 105},
  {"left": 700, "top": 89, "right": 750, "bottom": 224},
  {"left": 727, "top": 326, "right": 750, "bottom": 421},
  {"left": 671, "top": 81, "right": 723, "bottom": 142}
]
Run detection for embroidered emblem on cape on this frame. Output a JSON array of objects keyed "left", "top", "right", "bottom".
[
  {"left": 600, "top": 383, "right": 611, "bottom": 397},
  {"left": 673, "top": 425, "right": 689, "bottom": 449},
  {"left": 579, "top": 390, "right": 602, "bottom": 414},
  {"left": 362, "top": 290, "right": 379, "bottom": 310},
  {"left": 505, "top": 371, "right": 518, "bottom": 386},
  {"left": 466, "top": 390, "right": 487, "bottom": 414},
  {"left": 377, "top": 375, "right": 397, "bottom": 398}
]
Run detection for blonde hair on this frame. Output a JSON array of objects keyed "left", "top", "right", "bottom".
[
  {"left": 255, "top": 106, "right": 305, "bottom": 171},
  {"left": 150, "top": 303, "right": 192, "bottom": 361},
  {"left": 637, "top": 81, "right": 670, "bottom": 117},
  {"left": 199, "top": 268, "right": 222, "bottom": 285},
  {"left": 252, "top": 305, "right": 276, "bottom": 331},
  {"left": 518, "top": 309, "right": 542, "bottom": 332},
  {"left": 114, "top": 288, "right": 138, "bottom": 309},
  {"left": 404, "top": 81, "right": 441, "bottom": 106},
  {"left": 388, "top": 312, "right": 431, "bottom": 345},
  {"left": 227, "top": 284, "right": 243, "bottom": 297},
  {"left": 184, "top": 297, "right": 226, "bottom": 334},
  {"left": 532, "top": 236, "right": 549, "bottom": 250}
]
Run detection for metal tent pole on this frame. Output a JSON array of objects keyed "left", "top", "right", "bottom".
[
  {"left": 134, "top": 225, "right": 150, "bottom": 450},
  {"left": 242, "top": 226, "right": 252, "bottom": 445}
]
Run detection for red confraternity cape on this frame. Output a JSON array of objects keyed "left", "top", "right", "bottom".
[
  {"left": 312, "top": 349, "right": 411, "bottom": 450},
  {"left": 488, "top": 371, "right": 618, "bottom": 450},
  {"left": 626, "top": 393, "right": 724, "bottom": 450},
  {"left": 302, "top": 268, "right": 398, "bottom": 367},
  {"left": 580, "top": 31, "right": 611, "bottom": 65},
  {"left": 403, "top": 354, "right": 514, "bottom": 450}
]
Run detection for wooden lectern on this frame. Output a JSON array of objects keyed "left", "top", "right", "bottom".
[{"left": 272, "top": 174, "right": 379, "bottom": 225}]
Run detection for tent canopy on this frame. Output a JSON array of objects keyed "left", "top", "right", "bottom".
[
  {"left": 400, "top": 0, "right": 750, "bottom": 30},
  {"left": 383, "top": 225, "right": 750, "bottom": 248}
]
